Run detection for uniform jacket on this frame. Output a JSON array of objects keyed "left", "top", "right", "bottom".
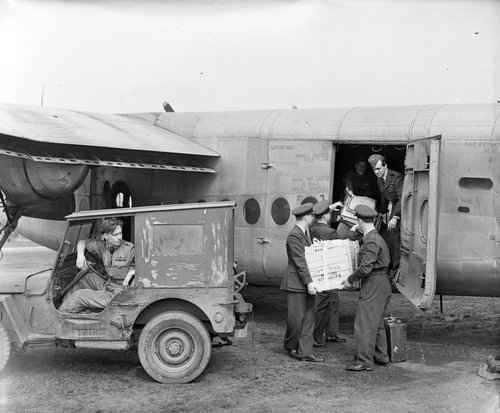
[
  {"left": 310, "top": 222, "right": 359, "bottom": 242},
  {"left": 280, "top": 225, "right": 312, "bottom": 292},
  {"left": 377, "top": 169, "right": 404, "bottom": 219},
  {"left": 310, "top": 222, "right": 342, "bottom": 242},
  {"left": 86, "top": 237, "right": 135, "bottom": 281},
  {"left": 343, "top": 169, "right": 378, "bottom": 199},
  {"left": 347, "top": 229, "right": 390, "bottom": 283}
]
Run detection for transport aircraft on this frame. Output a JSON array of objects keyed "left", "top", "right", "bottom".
[{"left": 0, "top": 101, "right": 498, "bottom": 310}]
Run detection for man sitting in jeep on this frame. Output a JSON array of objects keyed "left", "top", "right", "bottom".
[{"left": 59, "top": 217, "right": 135, "bottom": 313}]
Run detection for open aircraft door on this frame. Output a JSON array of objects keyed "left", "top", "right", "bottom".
[{"left": 396, "top": 136, "right": 441, "bottom": 310}]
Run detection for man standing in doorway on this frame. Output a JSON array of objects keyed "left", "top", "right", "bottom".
[
  {"left": 281, "top": 203, "right": 324, "bottom": 362},
  {"left": 368, "top": 154, "right": 403, "bottom": 279}
]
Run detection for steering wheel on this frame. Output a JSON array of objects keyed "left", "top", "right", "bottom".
[{"left": 84, "top": 250, "right": 107, "bottom": 280}]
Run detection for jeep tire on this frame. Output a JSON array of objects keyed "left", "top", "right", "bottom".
[
  {"left": 0, "top": 321, "right": 10, "bottom": 373},
  {"left": 138, "top": 311, "right": 212, "bottom": 384}
]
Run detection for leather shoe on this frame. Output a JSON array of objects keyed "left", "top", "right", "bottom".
[
  {"left": 326, "top": 335, "right": 347, "bottom": 343},
  {"left": 345, "top": 364, "right": 372, "bottom": 371},
  {"left": 288, "top": 350, "right": 302, "bottom": 361},
  {"left": 302, "top": 354, "right": 325, "bottom": 362},
  {"left": 374, "top": 360, "right": 389, "bottom": 366},
  {"left": 313, "top": 340, "right": 326, "bottom": 348}
]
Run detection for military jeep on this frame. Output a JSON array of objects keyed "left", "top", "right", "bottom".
[{"left": 0, "top": 202, "right": 252, "bottom": 383}]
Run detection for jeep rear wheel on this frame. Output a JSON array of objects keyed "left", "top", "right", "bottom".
[
  {"left": 138, "top": 311, "right": 212, "bottom": 384},
  {"left": 0, "top": 322, "right": 10, "bottom": 373}
]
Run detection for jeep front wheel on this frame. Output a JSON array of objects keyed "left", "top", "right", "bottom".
[
  {"left": 138, "top": 311, "right": 212, "bottom": 384},
  {"left": 0, "top": 321, "right": 10, "bottom": 373}
]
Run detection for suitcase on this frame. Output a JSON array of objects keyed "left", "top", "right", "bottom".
[
  {"left": 384, "top": 316, "right": 407, "bottom": 362},
  {"left": 339, "top": 195, "right": 377, "bottom": 226}
]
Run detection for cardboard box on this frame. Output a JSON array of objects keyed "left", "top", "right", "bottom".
[{"left": 305, "top": 239, "right": 359, "bottom": 292}]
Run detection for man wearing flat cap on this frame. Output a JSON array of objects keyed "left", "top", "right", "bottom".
[
  {"left": 342, "top": 204, "right": 391, "bottom": 371},
  {"left": 310, "top": 199, "right": 357, "bottom": 348},
  {"left": 281, "top": 202, "right": 324, "bottom": 362},
  {"left": 368, "top": 154, "right": 403, "bottom": 279}
]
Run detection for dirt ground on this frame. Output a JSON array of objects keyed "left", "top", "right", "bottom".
[{"left": 0, "top": 243, "right": 500, "bottom": 412}]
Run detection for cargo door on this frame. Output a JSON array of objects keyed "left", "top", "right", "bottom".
[
  {"left": 396, "top": 136, "right": 441, "bottom": 309},
  {"left": 262, "top": 140, "right": 334, "bottom": 280}
]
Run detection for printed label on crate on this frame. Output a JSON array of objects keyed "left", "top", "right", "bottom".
[{"left": 305, "top": 239, "right": 359, "bottom": 292}]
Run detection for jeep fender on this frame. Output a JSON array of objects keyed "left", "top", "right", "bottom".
[{"left": 0, "top": 294, "right": 29, "bottom": 345}]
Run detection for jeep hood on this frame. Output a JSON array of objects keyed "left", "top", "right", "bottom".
[{"left": 0, "top": 269, "right": 51, "bottom": 293}]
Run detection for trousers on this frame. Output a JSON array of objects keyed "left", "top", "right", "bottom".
[
  {"left": 284, "top": 291, "right": 315, "bottom": 358},
  {"left": 313, "top": 291, "right": 340, "bottom": 342},
  {"left": 380, "top": 223, "right": 401, "bottom": 278},
  {"left": 59, "top": 283, "right": 124, "bottom": 313},
  {"left": 354, "top": 272, "right": 391, "bottom": 368}
]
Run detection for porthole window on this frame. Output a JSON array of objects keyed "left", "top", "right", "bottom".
[
  {"left": 301, "top": 196, "right": 318, "bottom": 205},
  {"left": 459, "top": 177, "right": 493, "bottom": 190},
  {"left": 111, "top": 181, "right": 132, "bottom": 208},
  {"left": 243, "top": 198, "right": 261, "bottom": 225},
  {"left": 271, "top": 197, "right": 291, "bottom": 225}
]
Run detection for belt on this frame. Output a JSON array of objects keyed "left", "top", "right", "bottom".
[
  {"left": 371, "top": 269, "right": 389, "bottom": 276},
  {"left": 108, "top": 277, "right": 122, "bottom": 285}
]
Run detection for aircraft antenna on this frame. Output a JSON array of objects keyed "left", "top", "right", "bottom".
[{"left": 162, "top": 102, "right": 174, "bottom": 112}]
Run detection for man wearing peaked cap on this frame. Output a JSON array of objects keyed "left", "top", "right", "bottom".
[
  {"left": 342, "top": 203, "right": 392, "bottom": 371},
  {"left": 309, "top": 199, "right": 358, "bottom": 348},
  {"left": 368, "top": 154, "right": 403, "bottom": 279},
  {"left": 353, "top": 204, "right": 378, "bottom": 219},
  {"left": 281, "top": 202, "right": 324, "bottom": 362},
  {"left": 292, "top": 202, "right": 313, "bottom": 217},
  {"left": 311, "top": 199, "right": 330, "bottom": 217},
  {"left": 367, "top": 154, "right": 384, "bottom": 169}
]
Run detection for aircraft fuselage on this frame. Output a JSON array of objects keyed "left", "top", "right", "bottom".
[{"left": 2, "top": 103, "right": 499, "bottom": 304}]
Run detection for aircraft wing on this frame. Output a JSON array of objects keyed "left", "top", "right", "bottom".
[{"left": 0, "top": 102, "right": 219, "bottom": 173}]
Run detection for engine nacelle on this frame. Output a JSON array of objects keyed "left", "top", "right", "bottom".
[{"left": 0, "top": 155, "right": 89, "bottom": 206}]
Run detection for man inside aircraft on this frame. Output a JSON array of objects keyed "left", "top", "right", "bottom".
[
  {"left": 281, "top": 203, "right": 324, "bottom": 362},
  {"left": 337, "top": 156, "right": 378, "bottom": 238},
  {"left": 368, "top": 154, "right": 403, "bottom": 279},
  {"left": 343, "top": 155, "right": 378, "bottom": 199},
  {"left": 59, "top": 217, "right": 135, "bottom": 313}
]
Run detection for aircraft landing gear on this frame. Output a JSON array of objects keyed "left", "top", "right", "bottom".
[{"left": 0, "top": 191, "right": 23, "bottom": 260}]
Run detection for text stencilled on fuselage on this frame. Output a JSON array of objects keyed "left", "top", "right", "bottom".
[
  {"left": 464, "top": 141, "right": 499, "bottom": 154},
  {"left": 291, "top": 176, "right": 330, "bottom": 192},
  {"left": 295, "top": 152, "right": 331, "bottom": 162},
  {"left": 270, "top": 144, "right": 331, "bottom": 162},
  {"left": 270, "top": 144, "right": 294, "bottom": 150},
  {"left": 449, "top": 196, "right": 474, "bottom": 204}
]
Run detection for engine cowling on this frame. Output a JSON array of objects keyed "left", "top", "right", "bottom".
[{"left": 0, "top": 155, "right": 89, "bottom": 206}]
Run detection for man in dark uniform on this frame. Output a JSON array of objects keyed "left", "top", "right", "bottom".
[
  {"left": 343, "top": 156, "right": 378, "bottom": 199},
  {"left": 60, "top": 217, "right": 135, "bottom": 313},
  {"left": 368, "top": 154, "right": 403, "bottom": 279},
  {"left": 281, "top": 203, "right": 324, "bottom": 362},
  {"left": 310, "top": 200, "right": 353, "bottom": 348},
  {"left": 342, "top": 205, "right": 391, "bottom": 371}
]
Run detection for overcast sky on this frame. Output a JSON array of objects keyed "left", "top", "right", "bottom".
[{"left": 0, "top": 0, "right": 498, "bottom": 113}]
